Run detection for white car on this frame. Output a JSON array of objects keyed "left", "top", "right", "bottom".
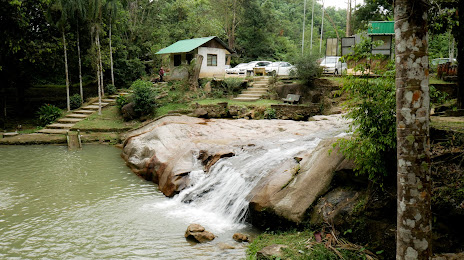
[
  {"left": 243, "top": 61, "right": 272, "bottom": 75},
  {"left": 225, "top": 63, "right": 248, "bottom": 74},
  {"left": 265, "top": 62, "right": 295, "bottom": 76},
  {"left": 320, "top": 56, "right": 347, "bottom": 75}
]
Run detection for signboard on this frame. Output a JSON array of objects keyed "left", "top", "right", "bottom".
[
  {"left": 371, "top": 35, "right": 393, "bottom": 56},
  {"left": 341, "top": 37, "right": 356, "bottom": 56},
  {"left": 326, "top": 38, "right": 338, "bottom": 56}
]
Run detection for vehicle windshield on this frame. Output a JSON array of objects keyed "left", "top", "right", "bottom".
[{"left": 322, "top": 57, "right": 339, "bottom": 64}]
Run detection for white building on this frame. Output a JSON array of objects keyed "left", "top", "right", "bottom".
[{"left": 156, "top": 36, "right": 233, "bottom": 79}]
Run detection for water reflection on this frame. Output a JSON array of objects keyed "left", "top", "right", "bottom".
[{"left": 0, "top": 145, "right": 254, "bottom": 259}]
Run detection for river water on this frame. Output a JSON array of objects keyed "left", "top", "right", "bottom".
[{"left": 0, "top": 145, "right": 256, "bottom": 259}]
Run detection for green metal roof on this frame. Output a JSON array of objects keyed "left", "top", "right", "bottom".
[
  {"left": 155, "top": 36, "right": 233, "bottom": 55},
  {"left": 368, "top": 21, "right": 394, "bottom": 35}
]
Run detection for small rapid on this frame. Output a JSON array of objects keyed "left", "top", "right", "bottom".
[{"left": 153, "top": 129, "right": 343, "bottom": 233}]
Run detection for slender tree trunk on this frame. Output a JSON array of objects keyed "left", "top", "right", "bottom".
[
  {"left": 95, "top": 31, "right": 102, "bottom": 115},
  {"left": 109, "top": 20, "right": 115, "bottom": 87},
  {"left": 77, "top": 25, "right": 84, "bottom": 103},
  {"left": 63, "top": 29, "right": 70, "bottom": 112},
  {"left": 97, "top": 31, "right": 104, "bottom": 97},
  {"left": 395, "top": 1, "right": 432, "bottom": 259}
]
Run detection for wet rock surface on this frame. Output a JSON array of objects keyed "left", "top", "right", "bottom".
[
  {"left": 122, "top": 115, "right": 350, "bottom": 222},
  {"left": 184, "top": 224, "right": 216, "bottom": 243}
]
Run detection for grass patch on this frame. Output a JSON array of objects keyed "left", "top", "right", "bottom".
[
  {"left": 430, "top": 76, "right": 455, "bottom": 85},
  {"left": 247, "top": 229, "right": 372, "bottom": 260},
  {"left": 72, "top": 106, "right": 140, "bottom": 130},
  {"left": 155, "top": 103, "right": 191, "bottom": 117},
  {"left": 431, "top": 120, "right": 464, "bottom": 133}
]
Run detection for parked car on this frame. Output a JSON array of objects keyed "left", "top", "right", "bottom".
[
  {"left": 320, "top": 56, "right": 347, "bottom": 75},
  {"left": 264, "top": 62, "right": 295, "bottom": 76},
  {"left": 244, "top": 61, "right": 272, "bottom": 75},
  {"left": 225, "top": 63, "right": 248, "bottom": 74}
]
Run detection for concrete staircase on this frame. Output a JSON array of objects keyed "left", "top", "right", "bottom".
[
  {"left": 233, "top": 76, "right": 270, "bottom": 102},
  {"left": 37, "top": 93, "right": 126, "bottom": 135}
]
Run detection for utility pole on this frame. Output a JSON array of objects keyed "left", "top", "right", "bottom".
[
  {"left": 320, "top": 0, "right": 324, "bottom": 54},
  {"left": 310, "top": 0, "right": 315, "bottom": 53},
  {"left": 302, "top": 0, "right": 307, "bottom": 54},
  {"left": 346, "top": 0, "right": 351, "bottom": 37}
]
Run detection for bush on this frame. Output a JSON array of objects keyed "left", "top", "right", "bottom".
[
  {"left": 130, "top": 79, "right": 157, "bottom": 116},
  {"left": 264, "top": 108, "right": 277, "bottom": 119},
  {"left": 334, "top": 77, "right": 396, "bottom": 186},
  {"left": 70, "top": 94, "right": 82, "bottom": 110},
  {"left": 292, "top": 53, "right": 322, "bottom": 85},
  {"left": 116, "top": 94, "right": 130, "bottom": 112},
  {"left": 105, "top": 84, "right": 117, "bottom": 96},
  {"left": 36, "top": 104, "right": 62, "bottom": 126},
  {"left": 222, "top": 78, "right": 245, "bottom": 95}
]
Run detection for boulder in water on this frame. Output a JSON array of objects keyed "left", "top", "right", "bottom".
[
  {"left": 185, "top": 224, "right": 216, "bottom": 243},
  {"left": 232, "top": 233, "right": 250, "bottom": 243}
]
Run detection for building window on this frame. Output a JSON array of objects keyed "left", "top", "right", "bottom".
[
  {"left": 207, "top": 54, "right": 217, "bottom": 66},
  {"left": 174, "top": 54, "right": 181, "bottom": 66}
]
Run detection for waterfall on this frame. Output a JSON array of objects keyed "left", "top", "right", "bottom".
[{"left": 154, "top": 135, "right": 323, "bottom": 232}]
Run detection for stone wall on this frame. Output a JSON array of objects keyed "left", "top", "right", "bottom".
[{"left": 271, "top": 104, "right": 321, "bottom": 121}]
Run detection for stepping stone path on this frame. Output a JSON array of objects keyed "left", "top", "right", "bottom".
[
  {"left": 37, "top": 93, "right": 128, "bottom": 135},
  {"left": 233, "top": 76, "right": 271, "bottom": 102}
]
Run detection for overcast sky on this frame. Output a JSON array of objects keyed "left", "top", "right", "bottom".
[{"left": 321, "top": 0, "right": 364, "bottom": 9}]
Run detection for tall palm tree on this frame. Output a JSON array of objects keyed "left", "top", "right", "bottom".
[
  {"left": 47, "top": 0, "right": 72, "bottom": 112},
  {"left": 87, "top": 0, "right": 105, "bottom": 115},
  {"left": 106, "top": 0, "right": 119, "bottom": 87},
  {"left": 395, "top": 0, "right": 432, "bottom": 259},
  {"left": 69, "top": 0, "right": 86, "bottom": 104}
]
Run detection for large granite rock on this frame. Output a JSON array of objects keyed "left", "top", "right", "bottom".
[
  {"left": 122, "top": 115, "right": 352, "bottom": 224},
  {"left": 248, "top": 138, "right": 354, "bottom": 224}
]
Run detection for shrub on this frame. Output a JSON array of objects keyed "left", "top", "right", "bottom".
[
  {"left": 105, "top": 84, "right": 117, "bottom": 96},
  {"left": 222, "top": 78, "right": 245, "bottom": 95},
  {"left": 334, "top": 77, "right": 396, "bottom": 186},
  {"left": 264, "top": 108, "right": 277, "bottom": 119},
  {"left": 292, "top": 53, "right": 322, "bottom": 85},
  {"left": 116, "top": 94, "right": 130, "bottom": 112},
  {"left": 130, "top": 79, "right": 157, "bottom": 116},
  {"left": 37, "top": 104, "right": 62, "bottom": 126},
  {"left": 70, "top": 94, "right": 82, "bottom": 110}
]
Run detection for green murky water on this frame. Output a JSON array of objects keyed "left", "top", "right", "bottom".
[{"left": 0, "top": 145, "right": 252, "bottom": 259}]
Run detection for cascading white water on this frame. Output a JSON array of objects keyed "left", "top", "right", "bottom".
[{"left": 154, "top": 135, "right": 323, "bottom": 232}]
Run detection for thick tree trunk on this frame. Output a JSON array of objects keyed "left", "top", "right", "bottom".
[
  {"left": 457, "top": 2, "right": 464, "bottom": 109},
  {"left": 77, "top": 26, "right": 83, "bottom": 103},
  {"left": 395, "top": 1, "right": 432, "bottom": 259},
  {"left": 63, "top": 29, "right": 70, "bottom": 112}
]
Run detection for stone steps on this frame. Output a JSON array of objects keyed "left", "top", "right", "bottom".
[
  {"left": 37, "top": 129, "right": 69, "bottom": 134},
  {"left": 48, "top": 123, "right": 74, "bottom": 129},
  {"left": 67, "top": 113, "right": 88, "bottom": 118},
  {"left": 242, "top": 89, "right": 268, "bottom": 94},
  {"left": 36, "top": 92, "right": 124, "bottom": 135},
  {"left": 57, "top": 118, "right": 84, "bottom": 123},
  {"left": 233, "top": 97, "right": 260, "bottom": 102},
  {"left": 73, "top": 109, "right": 95, "bottom": 114}
]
